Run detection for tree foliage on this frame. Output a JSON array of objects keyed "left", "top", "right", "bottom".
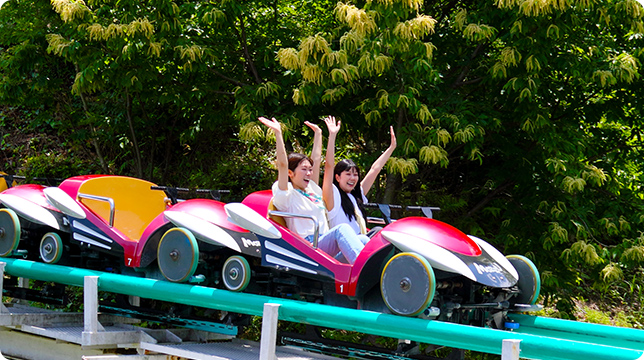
[{"left": 1, "top": 0, "right": 644, "bottom": 313}]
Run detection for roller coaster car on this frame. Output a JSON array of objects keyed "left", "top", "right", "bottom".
[
  {"left": 0, "top": 175, "right": 540, "bottom": 328},
  {"left": 228, "top": 190, "right": 541, "bottom": 327},
  {"left": 0, "top": 175, "right": 248, "bottom": 282}
]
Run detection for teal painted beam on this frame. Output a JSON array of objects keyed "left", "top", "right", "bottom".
[
  {"left": 510, "top": 313, "right": 644, "bottom": 350},
  {"left": 2, "top": 258, "right": 643, "bottom": 360}
]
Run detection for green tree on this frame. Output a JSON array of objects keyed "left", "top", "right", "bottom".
[
  {"left": 41, "top": 0, "right": 339, "bottom": 183},
  {"left": 261, "top": 0, "right": 644, "bottom": 310},
  {"left": 2, "top": 0, "right": 644, "bottom": 312},
  {"left": 268, "top": 0, "right": 443, "bottom": 202},
  {"left": 0, "top": 0, "right": 99, "bottom": 177},
  {"left": 425, "top": 0, "right": 644, "bottom": 309}
]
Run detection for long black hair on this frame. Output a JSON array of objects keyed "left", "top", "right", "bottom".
[{"left": 333, "top": 159, "right": 364, "bottom": 221}]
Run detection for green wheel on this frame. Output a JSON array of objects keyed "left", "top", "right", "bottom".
[
  {"left": 381, "top": 252, "right": 436, "bottom": 316},
  {"left": 158, "top": 227, "right": 199, "bottom": 283},
  {"left": 40, "top": 232, "right": 63, "bottom": 264},
  {"left": 507, "top": 255, "right": 541, "bottom": 305},
  {"left": 0, "top": 208, "right": 20, "bottom": 257},
  {"left": 222, "top": 255, "right": 251, "bottom": 292}
]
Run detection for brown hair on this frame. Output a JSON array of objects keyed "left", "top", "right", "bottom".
[{"left": 287, "top": 153, "right": 314, "bottom": 181}]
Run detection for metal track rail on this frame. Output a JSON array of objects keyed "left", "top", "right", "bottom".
[
  {"left": 509, "top": 313, "right": 644, "bottom": 352},
  {"left": 1, "top": 258, "right": 643, "bottom": 360}
]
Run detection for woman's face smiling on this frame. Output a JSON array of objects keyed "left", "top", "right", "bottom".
[
  {"left": 289, "top": 159, "right": 313, "bottom": 190},
  {"left": 335, "top": 167, "right": 359, "bottom": 193}
]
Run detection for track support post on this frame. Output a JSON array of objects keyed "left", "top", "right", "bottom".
[
  {"left": 259, "top": 303, "right": 281, "bottom": 360},
  {"left": 15, "top": 276, "right": 28, "bottom": 305},
  {"left": 501, "top": 339, "right": 521, "bottom": 360},
  {"left": 82, "top": 276, "right": 105, "bottom": 345},
  {"left": 0, "top": 262, "right": 6, "bottom": 313}
]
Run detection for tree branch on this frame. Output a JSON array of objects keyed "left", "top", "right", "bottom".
[
  {"left": 452, "top": 77, "right": 484, "bottom": 87},
  {"left": 236, "top": 16, "right": 262, "bottom": 84},
  {"left": 209, "top": 68, "right": 250, "bottom": 88},
  {"left": 136, "top": 93, "right": 156, "bottom": 180},
  {"left": 75, "top": 64, "right": 109, "bottom": 174},
  {"left": 383, "top": 108, "right": 406, "bottom": 203},
  {"left": 466, "top": 180, "right": 515, "bottom": 217},
  {"left": 125, "top": 89, "right": 143, "bottom": 179},
  {"left": 451, "top": 43, "right": 486, "bottom": 88}
]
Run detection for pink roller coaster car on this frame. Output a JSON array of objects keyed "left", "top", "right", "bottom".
[{"left": 0, "top": 174, "right": 540, "bottom": 327}]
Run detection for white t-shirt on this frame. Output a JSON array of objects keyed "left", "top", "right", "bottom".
[
  {"left": 271, "top": 181, "right": 330, "bottom": 238},
  {"left": 327, "top": 184, "right": 368, "bottom": 234}
]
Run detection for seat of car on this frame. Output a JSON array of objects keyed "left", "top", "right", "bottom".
[
  {"left": 267, "top": 198, "right": 287, "bottom": 227},
  {"left": 77, "top": 176, "right": 167, "bottom": 241}
]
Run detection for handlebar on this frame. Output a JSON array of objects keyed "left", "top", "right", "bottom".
[
  {"left": 1, "top": 174, "right": 62, "bottom": 188},
  {"left": 196, "top": 188, "right": 231, "bottom": 201},
  {"left": 268, "top": 210, "right": 320, "bottom": 248},
  {"left": 361, "top": 203, "right": 441, "bottom": 224},
  {"left": 150, "top": 186, "right": 190, "bottom": 192},
  {"left": 151, "top": 186, "right": 231, "bottom": 204},
  {"left": 362, "top": 203, "right": 440, "bottom": 212}
]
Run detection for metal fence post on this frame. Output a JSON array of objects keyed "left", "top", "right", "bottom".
[
  {"left": 0, "top": 262, "right": 5, "bottom": 314},
  {"left": 15, "top": 277, "right": 28, "bottom": 305},
  {"left": 502, "top": 339, "right": 521, "bottom": 360},
  {"left": 83, "top": 276, "right": 104, "bottom": 334},
  {"left": 259, "top": 303, "right": 281, "bottom": 360}
]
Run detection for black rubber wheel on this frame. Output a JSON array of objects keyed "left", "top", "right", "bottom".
[
  {"left": 222, "top": 255, "right": 251, "bottom": 292},
  {"left": 381, "top": 252, "right": 435, "bottom": 316},
  {"left": 0, "top": 208, "right": 20, "bottom": 257},
  {"left": 157, "top": 227, "right": 199, "bottom": 283},
  {"left": 40, "top": 232, "right": 63, "bottom": 264},
  {"left": 507, "top": 255, "right": 541, "bottom": 305}
]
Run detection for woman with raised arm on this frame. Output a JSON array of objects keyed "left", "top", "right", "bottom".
[
  {"left": 258, "top": 116, "right": 366, "bottom": 264},
  {"left": 327, "top": 126, "right": 397, "bottom": 235}
]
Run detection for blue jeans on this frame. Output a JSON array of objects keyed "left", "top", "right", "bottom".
[{"left": 307, "top": 224, "right": 369, "bottom": 263}]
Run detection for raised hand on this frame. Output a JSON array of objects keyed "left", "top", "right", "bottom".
[
  {"left": 362, "top": 125, "right": 397, "bottom": 196},
  {"left": 306, "top": 120, "right": 323, "bottom": 185},
  {"left": 304, "top": 121, "right": 322, "bottom": 135},
  {"left": 322, "top": 115, "right": 340, "bottom": 211},
  {"left": 323, "top": 116, "right": 341, "bottom": 136},
  {"left": 259, "top": 116, "right": 288, "bottom": 189},
  {"left": 258, "top": 116, "right": 282, "bottom": 133}
]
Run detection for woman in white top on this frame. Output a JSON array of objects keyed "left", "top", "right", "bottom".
[
  {"left": 258, "top": 116, "right": 367, "bottom": 264},
  {"left": 327, "top": 126, "right": 397, "bottom": 235}
]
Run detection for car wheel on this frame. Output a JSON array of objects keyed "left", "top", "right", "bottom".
[
  {"left": 507, "top": 254, "right": 540, "bottom": 305},
  {"left": 0, "top": 208, "right": 20, "bottom": 257},
  {"left": 222, "top": 255, "right": 251, "bottom": 292},
  {"left": 40, "top": 232, "right": 63, "bottom": 264},
  {"left": 157, "top": 227, "right": 199, "bottom": 282},
  {"left": 380, "top": 252, "right": 435, "bottom": 316}
]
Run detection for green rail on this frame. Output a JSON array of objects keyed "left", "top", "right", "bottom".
[
  {"left": 510, "top": 313, "right": 644, "bottom": 351},
  {"left": 1, "top": 258, "right": 643, "bottom": 360}
]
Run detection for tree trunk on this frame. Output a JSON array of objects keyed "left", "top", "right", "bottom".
[
  {"left": 75, "top": 63, "right": 109, "bottom": 174},
  {"left": 383, "top": 108, "right": 406, "bottom": 203},
  {"left": 125, "top": 90, "right": 143, "bottom": 179}
]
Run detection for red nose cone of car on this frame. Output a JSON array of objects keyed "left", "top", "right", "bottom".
[{"left": 382, "top": 217, "right": 482, "bottom": 257}]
